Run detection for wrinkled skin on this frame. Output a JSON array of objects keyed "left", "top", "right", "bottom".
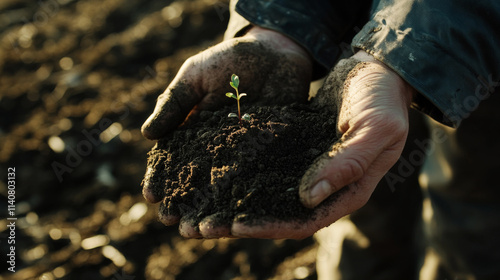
[
  {"left": 233, "top": 52, "right": 414, "bottom": 239},
  {"left": 141, "top": 27, "right": 415, "bottom": 239}
]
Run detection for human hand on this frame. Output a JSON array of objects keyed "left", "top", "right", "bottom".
[
  {"left": 141, "top": 26, "right": 312, "bottom": 140},
  {"left": 141, "top": 27, "right": 314, "bottom": 236},
  {"left": 229, "top": 51, "right": 415, "bottom": 239}
]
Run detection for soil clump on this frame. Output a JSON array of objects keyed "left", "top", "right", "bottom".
[
  {"left": 143, "top": 58, "right": 363, "bottom": 227},
  {"left": 144, "top": 102, "right": 338, "bottom": 226}
]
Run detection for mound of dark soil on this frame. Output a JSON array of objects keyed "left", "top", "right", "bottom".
[{"left": 143, "top": 102, "right": 338, "bottom": 226}]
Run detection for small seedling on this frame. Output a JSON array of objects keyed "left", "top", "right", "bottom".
[{"left": 226, "top": 74, "right": 251, "bottom": 126}]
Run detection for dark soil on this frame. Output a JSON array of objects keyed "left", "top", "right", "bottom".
[{"left": 144, "top": 102, "right": 338, "bottom": 226}]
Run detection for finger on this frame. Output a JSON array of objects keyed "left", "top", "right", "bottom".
[
  {"left": 142, "top": 179, "right": 163, "bottom": 204},
  {"left": 299, "top": 120, "right": 402, "bottom": 208},
  {"left": 158, "top": 211, "right": 180, "bottom": 226},
  {"left": 158, "top": 200, "right": 180, "bottom": 226},
  {"left": 232, "top": 186, "right": 363, "bottom": 239},
  {"left": 142, "top": 185, "right": 162, "bottom": 204},
  {"left": 141, "top": 60, "right": 202, "bottom": 140},
  {"left": 141, "top": 163, "right": 165, "bottom": 203},
  {"left": 231, "top": 216, "right": 315, "bottom": 239},
  {"left": 199, "top": 214, "right": 233, "bottom": 238},
  {"left": 179, "top": 217, "right": 202, "bottom": 238}
]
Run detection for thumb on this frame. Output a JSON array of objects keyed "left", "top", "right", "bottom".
[
  {"left": 299, "top": 120, "right": 402, "bottom": 208},
  {"left": 141, "top": 59, "right": 202, "bottom": 140},
  {"left": 298, "top": 139, "right": 363, "bottom": 208}
]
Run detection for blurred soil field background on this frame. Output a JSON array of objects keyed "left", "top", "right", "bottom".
[{"left": 0, "top": 0, "right": 318, "bottom": 279}]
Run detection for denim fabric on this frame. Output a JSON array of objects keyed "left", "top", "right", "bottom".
[
  {"left": 232, "top": 0, "right": 371, "bottom": 79},
  {"left": 229, "top": 0, "right": 500, "bottom": 127},
  {"left": 352, "top": 0, "right": 500, "bottom": 128}
]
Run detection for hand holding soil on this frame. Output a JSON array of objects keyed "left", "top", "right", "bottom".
[
  {"left": 141, "top": 34, "right": 414, "bottom": 238},
  {"left": 140, "top": 26, "right": 313, "bottom": 140},
  {"left": 141, "top": 26, "right": 314, "bottom": 233},
  {"left": 236, "top": 51, "right": 416, "bottom": 239},
  {"left": 301, "top": 51, "right": 415, "bottom": 208}
]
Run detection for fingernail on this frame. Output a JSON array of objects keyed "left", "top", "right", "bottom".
[
  {"left": 307, "top": 180, "right": 333, "bottom": 207},
  {"left": 159, "top": 213, "right": 180, "bottom": 226}
]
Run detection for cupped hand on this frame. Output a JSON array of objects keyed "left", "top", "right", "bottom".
[
  {"left": 229, "top": 51, "right": 415, "bottom": 239},
  {"left": 141, "top": 26, "right": 312, "bottom": 140},
  {"left": 141, "top": 27, "right": 314, "bottom": 237}
]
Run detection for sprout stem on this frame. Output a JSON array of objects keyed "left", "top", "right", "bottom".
[
  {"left": 226, "top": 74, "right": 250, "bottom": 126},
  {"left": 235, "top": 87, "right": 242, "bottom": 126}
]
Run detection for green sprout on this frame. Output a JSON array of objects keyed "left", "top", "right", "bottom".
[{"left": 226, "top": 74, "right": 251, "bottom": 126}]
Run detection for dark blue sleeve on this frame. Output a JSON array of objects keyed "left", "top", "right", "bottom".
[
  {"left": 231, "top": 0, "right": 371, "bottom": 78},
  {"left": 353, "top": 0, "right": 500, "bottom": 127},
  {"left": 228, "top": 0, "right": 500, "bottom": 127}
]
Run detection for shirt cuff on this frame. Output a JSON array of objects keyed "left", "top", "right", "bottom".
[
  {"left": 223, "top": 0, "right": 252, "bottom": 40},
  {"left": 352, "top": 16, "right": 495, "bottom": 128},
  {"left": 234, "top": 0, "right": 342, "bottom": 79}
]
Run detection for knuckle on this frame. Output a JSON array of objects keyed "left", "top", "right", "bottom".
[
  {"left": 374, "top": 113, "right": 408, "bottom": 136},
  {"left": 339, "top": 157, "right": 366, "bottom": 184}
]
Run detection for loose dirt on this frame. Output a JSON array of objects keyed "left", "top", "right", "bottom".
[{"left": 142, "top": 58, "right": 364, "bottom": 228}]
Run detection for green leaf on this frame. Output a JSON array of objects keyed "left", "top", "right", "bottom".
[
  {"left": 242, "top": 113, "right": 251, "bottom": 121},
  {"left": 226, "top": 92, "right": 237, "bottom": 99},
  {"left": 228, "top": 113, "right": 238, "bottom": 118},
  {"left": 230, "top": 74, "right": 239, "bottom": 89}
]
